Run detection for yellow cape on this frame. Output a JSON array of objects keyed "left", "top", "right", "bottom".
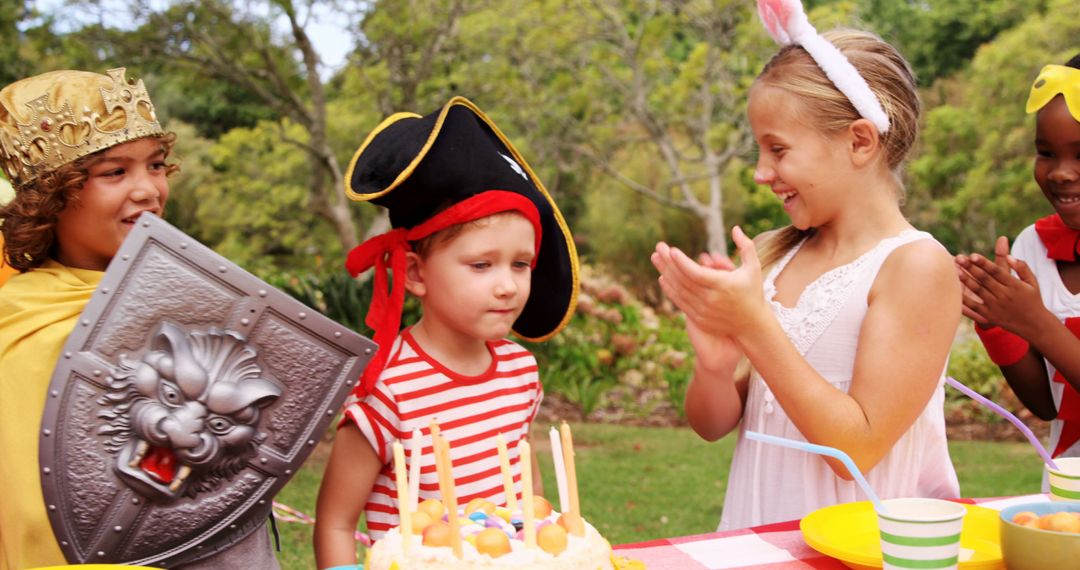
[{"left": 0, "top": 260, "right": 101, "bottom": 570}]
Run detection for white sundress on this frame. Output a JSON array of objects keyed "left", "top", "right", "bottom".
[{"left": 718, "top": 229, "right": 960, "bottom": 531}]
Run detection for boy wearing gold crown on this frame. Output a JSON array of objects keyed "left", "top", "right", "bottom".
[
  {"left": 313, "top": 97, "right": 579, "bottom": 569},
  {"left": 957, "top": 54, "right": 1080, "bottom": 464},
  {"left": 0, "top": 69, "right": 278, "bottom": 569}
]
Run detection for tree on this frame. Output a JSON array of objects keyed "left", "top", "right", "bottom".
[
  {"left": 857, "top": 0, "right": 1049, "bottom": 85},
  {"left": 906, "top": 0, "right": 1080, "bottom": 254},
  {"left": 0, "top": 0, "right": 30, "bottom": 85},
  {"left": 72, "top": 0, "right": 365, "bottom": 251},
  {"left": 564, "top": 0, "right": 767, "bottom": 255}
]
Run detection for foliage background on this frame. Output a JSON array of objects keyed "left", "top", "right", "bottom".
[{"left": 3, "top": 0, "right": 1072, "bottom": 430}]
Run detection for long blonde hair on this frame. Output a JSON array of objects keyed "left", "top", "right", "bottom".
[{"left": 753, "top": 29, "right": 920, "bottom": 270}]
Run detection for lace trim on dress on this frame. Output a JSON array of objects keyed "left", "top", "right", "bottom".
[{"left": 762, "top": 229, "right": 922, "bottom": 356}]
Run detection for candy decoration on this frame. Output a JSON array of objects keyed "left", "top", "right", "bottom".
[{"left": 537, "top": 522, "right": 569, "bottom": 555}]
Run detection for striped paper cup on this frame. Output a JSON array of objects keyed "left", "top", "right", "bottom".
[
  {"left": 876, "top": 498, "right": 966, "bottom": 570},
  {"left": 1048, "top": 457, "right": 1080, "bottom": 502}
]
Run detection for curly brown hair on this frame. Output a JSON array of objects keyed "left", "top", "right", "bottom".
[{"left": 0, "top": 132, "right": 179, "bottom": 272}]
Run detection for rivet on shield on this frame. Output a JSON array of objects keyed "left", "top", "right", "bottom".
[
  {"left": 43, "top": 467, "right": 51, "bottom": 473},
  {"left": 82, "top": 319, "right": 90, "bottom": 326},
  {"left": 122, "top": 254, "right": 130, "bottom": 260},
  {"left": 365, "top": 348, "right": 373, "bottom": 355},
  {"left": 334, "top": 331, "right": 342, "bottom": 338},
  {"left": 299, "top": 312, "right": 307, "bottom": 319},
  {"left": 63, "top": 353, "right": 71, "bottom": 359},
  {"left": 218, "top": 265, "right": 227, "bottom": 273},
  {"left": 50, "top": 390, "right": 58, "bottom": 397},
  {"left": 93, "top": 370, "right": 101, "bottom": 377},
  {"left": 114, "top": 525, "right": 123, "bottom": 532},
  {"left": 258, "top": 289, "right": 267, "bottom": 297},
  {"left": 49, "top": 504, "right": 56, "bottom": 510},
  {"left": 142, "top": 220, "right": 150, "bottom": 227},
  {"left": 180, "top": 242, "right": 188, "bottom": 249},
  {"left": 43, "top": 429, "right": 51, "bottom": 436},
  {"left": 101, "top": 287, "right": 109, "bottom": 294},
  {"left": 241, "top": 318, "right": 250, "bottom": 326}
]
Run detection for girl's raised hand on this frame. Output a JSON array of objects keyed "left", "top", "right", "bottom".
[{"left": 651, "top": 226, "right": 768, "bottom": 340}]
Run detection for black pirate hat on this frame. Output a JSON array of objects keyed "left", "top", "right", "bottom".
[{"left": 344, "top": 97, "right": 579, "bottom": 391}]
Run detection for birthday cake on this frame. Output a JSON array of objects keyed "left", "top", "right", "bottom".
[{"left": 366, "top": 497, "right": 615, "bottom": 570}]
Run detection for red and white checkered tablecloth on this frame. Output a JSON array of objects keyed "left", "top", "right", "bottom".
[{"left": 612, "top": 494, "right": 1048, "bottom": 569}]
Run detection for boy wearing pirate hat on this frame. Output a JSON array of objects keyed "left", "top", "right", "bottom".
[{"left": 314, "top": 97, "right": 579, "bottom": 567}]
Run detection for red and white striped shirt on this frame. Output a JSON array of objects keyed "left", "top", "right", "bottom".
[{"left": 342, "top": 328, "right": 543, "bottom": 539}]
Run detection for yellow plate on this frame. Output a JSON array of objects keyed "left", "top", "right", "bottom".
[{"left": 800, "top": 501, "right": 1004, "bottom": 570}]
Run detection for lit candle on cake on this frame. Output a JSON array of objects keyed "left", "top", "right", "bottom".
[
  {"left": 435, "top": 434, "right": 463, "bottom": 558},
  {"left": 560, "top": 421, "right": 584, "bottom": 536},
  {"left": 392, "top": 441, "right": 412, "bottom": 554},
  {"left": 519, "top": 438, "right": 537, "bottom": 548},
  {"left": 409, "top": 428, "right": 421, "bottom": 512},
  {"left": 549, "top": 426, "right": 569, "bottom": 512},
  {"left": 495, "top": 433, "right": 518, "bottom": 511}
]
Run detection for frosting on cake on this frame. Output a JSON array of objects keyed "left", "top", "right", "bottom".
[{"left": 367, "top": 511, "right": 614, "bottom": 570}]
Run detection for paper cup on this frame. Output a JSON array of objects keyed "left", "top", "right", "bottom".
[
  {"left": 1048, "top": 457, "right": 1080, "bottom": 502},
  {"left": 876, "top": 498, "right": 966, "bottom": 570}
]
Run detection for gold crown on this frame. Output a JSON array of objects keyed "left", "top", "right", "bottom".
[{"left": 0, "top": 67, "right": 164, "bottom": 189}]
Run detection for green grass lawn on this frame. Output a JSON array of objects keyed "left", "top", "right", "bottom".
[{"left": 271, "top": 423, "right": 1045, "bottom": 569}]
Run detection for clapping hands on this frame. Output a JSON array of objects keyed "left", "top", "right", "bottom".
[{"left": 955, "top": 236, "right": 1044, "bottom": 336}]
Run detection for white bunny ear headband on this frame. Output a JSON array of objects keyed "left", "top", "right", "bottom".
[{"left": 757, "top": 0, "right": 891, "bottom": 133}]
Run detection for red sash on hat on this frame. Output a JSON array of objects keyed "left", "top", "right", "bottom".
[
  {"left": 1053, "top": 317, "right": 1080, "bottom": 458},
  {"left": 1035, "top": 214, "right": 1080, "bottom": 262},
  {"left": 344, "top": 191, "right": 542, "bottom": 398}
]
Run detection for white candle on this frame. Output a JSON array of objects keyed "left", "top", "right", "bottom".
[
  {"left": 392, "top": 441, "right": 412, "bottom": 554},
  {"left": 409, "top": 428, "right": 421, "bottom": 512},
  {"left": 549, "top": 426, "right": 569, "bottom": 513},
  {"left": 519, "top": 438, "right": 537, "bottom": 548}
]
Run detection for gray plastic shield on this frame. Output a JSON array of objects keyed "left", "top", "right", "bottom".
[{"left": 38, "top": 213, "right": 375, "bottom": 567}]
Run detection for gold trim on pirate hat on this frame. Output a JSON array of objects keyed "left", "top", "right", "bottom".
[{"left": 344, "top": 96, "right": 579, "bottom": 343}]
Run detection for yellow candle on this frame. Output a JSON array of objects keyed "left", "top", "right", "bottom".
[
  {"left": 560, "top": 421, "right": 584, "bottom": 536},
  {"left": 495, "top": 433, "right": 518, "bottom": 511},
  {"left": 392, "top": 441, "right": 412, "bottom": 554},
  {"left": 519, "top": 438, "right": 537, "bottom": 548},
  {"left": 436, "top": 434, "right": 463, "bottom": 558}
]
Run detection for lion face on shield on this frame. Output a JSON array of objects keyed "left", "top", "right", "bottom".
[{"left": 98, "top": 322, "right": 282, "bottom": 501}]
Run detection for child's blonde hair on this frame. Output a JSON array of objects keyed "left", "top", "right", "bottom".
[{"left": 754, "top": 29, "right": 920, "bottom": 269}]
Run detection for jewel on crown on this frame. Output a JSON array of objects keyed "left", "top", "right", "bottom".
[{"left": 0, "top": 68, "right": 163, "bottom": 188}]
